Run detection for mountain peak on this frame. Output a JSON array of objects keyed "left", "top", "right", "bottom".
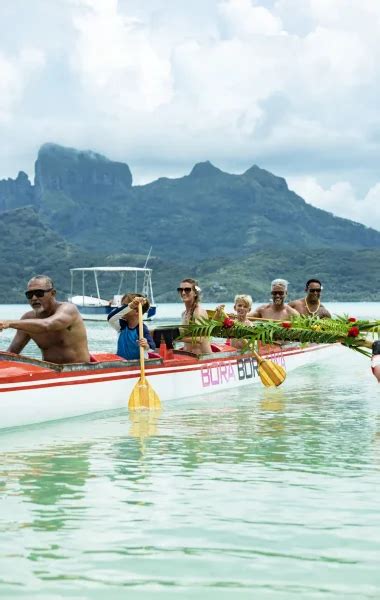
[
  {"left": 189, "top": 161, "right": 224, "bottom": 178},
  {"left": 243, "top": 164, "right": 288, "bottom": 191},
  {"left": 35, "top": 143, "right": 133, "bottom": 200},
  {"left": 38, "top": 143, "right": 111, "bottom": 163}
]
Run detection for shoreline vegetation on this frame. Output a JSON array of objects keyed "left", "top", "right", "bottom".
[{"left": 1, "top": 249, "right": 380, "bottom": 304}]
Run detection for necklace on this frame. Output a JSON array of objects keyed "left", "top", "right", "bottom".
[{"left": 304, "top": 297, "right": 320, "bottom": 315}]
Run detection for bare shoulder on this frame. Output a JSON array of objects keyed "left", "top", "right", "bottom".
[
  {"left": 319, "top": 305, "right": 331, "bottom": 318},
  {"left": 251, "top": 303, "right": 271, "bottom": 318},
  {"left": 57, "top": 301, "right": 78, "bottom": 313},
  {"left": 194, "top": 306, "right": 208, "bottom": 319},
  {"left": 287, "top": 305, "right": 300, "bottom": 316},
  {"left": 57, "top": 301, "right": 83, "bottom": 319},
  {"left": 259, "top": 303, "right": 271, "bottom": 311},
  {"left": 20, "top": 309, "right": 37, "bottom": 320},
  {"left": 288, "top": 298, "right": 303, "bottom": 309}
]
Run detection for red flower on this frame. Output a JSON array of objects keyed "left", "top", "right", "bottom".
[
  {"left": 348, "top": 317, "right": 357, "bottom": 323},
  {"left": 347, "top": 326, "right": 359, "bottom": 337},
  {"left": 223, "top": 317, "right": 235, "bottom": 328},
  {"left": 281, "top": 321, "right": 292, "bottom": 328}
]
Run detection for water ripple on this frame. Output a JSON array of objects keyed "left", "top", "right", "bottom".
[{"left": 1, "top": 328, "right": 380, "bottom": 598}]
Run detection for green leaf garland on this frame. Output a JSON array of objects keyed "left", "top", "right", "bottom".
[{"left": 181, "top": 314, "right": 379, "bottom": 358}]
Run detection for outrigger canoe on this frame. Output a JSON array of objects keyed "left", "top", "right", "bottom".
[{"left": 0, "top": 342, "right": 337, "bottom": 431}]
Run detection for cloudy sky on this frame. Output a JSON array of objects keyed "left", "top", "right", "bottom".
[{"left": 1, "top": 0, "right": 380, "bottom": 229}]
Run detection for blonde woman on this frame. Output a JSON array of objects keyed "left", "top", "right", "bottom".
[{"left": 177, "top": 278, "right": 212, "bottom": 354}]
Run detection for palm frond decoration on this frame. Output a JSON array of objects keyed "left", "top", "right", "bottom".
[{"left": 181, "top": 313, "right": 379, "bottom": 358}]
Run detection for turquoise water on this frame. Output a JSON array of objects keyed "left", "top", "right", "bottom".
[{"left": 0, "top": 303, "right": 380, "bottom": 599}]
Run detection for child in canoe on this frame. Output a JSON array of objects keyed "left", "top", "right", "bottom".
[
  {"left": 107, "top": 293, "right": 156, "bottom": 360},
  {"left": 215, "top": 294, "right": 253, "bottom": 349},
  {"left": 215, "top": 294, "right": 253, "bottom": 325}
]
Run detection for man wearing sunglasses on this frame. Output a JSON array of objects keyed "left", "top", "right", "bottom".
[
  {"left": 250, "top": 279, "right": 299, "bottom": 320},
  {"left": 289, "top": 279, "right": 331, "bottom": 318},
  {"left": 0, "top": 275, "right": 90, "bottom": 364}
]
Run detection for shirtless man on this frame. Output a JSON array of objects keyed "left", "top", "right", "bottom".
[
  {"left": 250, "top": 279, "right": 299, "bottom": 320},
  {"left": 289, "top": 279, "right": 331, "bottom": 318},
  {"left": 0, "top": 275, "right": 90, "bottom": 364}
]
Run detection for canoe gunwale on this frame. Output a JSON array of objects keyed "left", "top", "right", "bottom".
[{"left": 0, "top": 351, "right": 162, "bottom": 373}]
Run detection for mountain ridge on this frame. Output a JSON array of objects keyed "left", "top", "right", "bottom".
[{"left": 0, "top": 143, "right": 379, "bottom": 302}]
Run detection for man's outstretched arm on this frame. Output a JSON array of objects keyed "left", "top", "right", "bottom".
[{"left": 0, "top": 304, "right": 77, "bottom": 335}]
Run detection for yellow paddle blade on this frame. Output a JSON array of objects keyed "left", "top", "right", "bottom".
[
  {"left": 128, "top": 377, "right": 161, "bottom": 410},
  {"left": 258, "top": 360, "right": 286, "bottom": 387}
]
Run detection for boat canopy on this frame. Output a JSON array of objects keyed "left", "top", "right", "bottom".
[
  {"left": 70, "top": 267, "right": 152, "bottom": 272},
  {"left": 70, "top": 267, "right": 155, "bottom": 305}
]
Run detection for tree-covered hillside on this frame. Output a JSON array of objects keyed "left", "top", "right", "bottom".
[
  {"left": 1, "top": 143, "right": 379, "bottom": 302},
  {"left": 0, "top": 207, "right": 95, "bottom": 301}
]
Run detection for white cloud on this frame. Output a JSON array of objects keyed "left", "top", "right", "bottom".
[
  {"left": 308, "top": 0, "right": 380, "bottom": 29},
  {"left": 288, "top": 176, "right": 380, "bottom": 231},
  {"left": 219, "top": 0, "right": 283, "bottom": 37},
  {"left": 72, "top": 0, "right": 172, "bottom": 112},
  {"left": 0, "top": 48, "right": 44, "bottom": 123},
  {"left": 0, "top": 0, "right": 380, "bottom": 237}
]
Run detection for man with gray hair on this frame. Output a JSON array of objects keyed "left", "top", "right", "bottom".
[
  {"left": 250, "top": 278, "right": 299, "bottom": 320},
  {"left": 0, "top": 274, "right": 90, "bottom": 364}
]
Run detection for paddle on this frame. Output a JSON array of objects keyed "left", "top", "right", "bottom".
[
  {"left": 206, "top": 308, "right": 281, "bottom": 322},
  {"left": 205, "top": 307, "right": 286, "bottom": 386},
  {"left": 252, "top": 349, "right": 286, "bottom": 387},
  {"left": 128, "top": 303, "right": 161, "bottom": 410}
]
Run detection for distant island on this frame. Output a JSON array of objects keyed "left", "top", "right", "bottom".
[{"left": 0, "top": 142, "right": 379, "bottom": 303}]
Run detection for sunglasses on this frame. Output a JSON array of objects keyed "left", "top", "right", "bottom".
[
  {"left": 308, "top": 288, "right": 322, "bottom": 293},
  {"left": 177, "top": 287, "right": 193, "bottom": 294},
  {"left": 271, "top": 291, "right": 285, "bottom": 296},
  {"left": 25, "top": 288, "right": 53, "bottom": 300}
]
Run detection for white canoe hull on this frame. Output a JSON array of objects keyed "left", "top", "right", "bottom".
[{"left": 0, "top": 344, "right": 336, "bottom": 430}]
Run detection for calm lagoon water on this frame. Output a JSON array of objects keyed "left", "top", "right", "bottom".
[{"left": 0, "top": 303, "right": 380, "bottom": 599}]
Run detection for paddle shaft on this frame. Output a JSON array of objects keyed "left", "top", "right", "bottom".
[
  {"left": 128, "top": 302, "right": 161, "bottom": 410},
  {"left": 251, "top": 349, "right": 264, "bottom": 364},
  {"left": 206, "top": 308, "right": 281, "bottom": 323},
  {"left": 138, "top": 303, "right": 146, "bottom": 384},
  {"left": 251, "top": 348, "right": 286, "bottom": 387}
]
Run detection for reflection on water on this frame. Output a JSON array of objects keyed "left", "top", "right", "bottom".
[
  {"left": 0, "top": 315, "right": 380, "bottom": 597},
  {"left": 128, "top": 411, "right": 161, "bottom": 439},
  {"left": 2, "top": 445, "right": 91, "bottom": 534}
]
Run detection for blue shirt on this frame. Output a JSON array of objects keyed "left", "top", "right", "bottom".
[{"left": 108, "top": 306, "right": 156, "bottom": 360}]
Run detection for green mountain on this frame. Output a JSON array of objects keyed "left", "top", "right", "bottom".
[
  {"left": 0, "top": 143, "right": 379, "bottom": 302},
  {"left": 181, "top": 249, "right": 380, "bottom": 303},
  {"left": 29, "top": 144, "right": 380, "bottom": 257},
  {"left": 0, "top": 207, "right": 95, "bottom": 302},
  {"left": 0, "top": 171, "right": 35, "bottom": 212}
]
